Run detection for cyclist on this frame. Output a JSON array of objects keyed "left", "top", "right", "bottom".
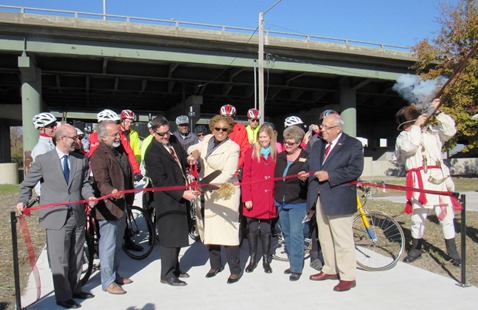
[
  {"left": 284, "top": 116, "right": 308, "bottom": 149},
  {"left": 194, "top": 124, "right": 208, "bottom": 141},
  {"left": 88, "top": 109, "right": 142, "bottom": 180},
  {"left": 119, "top": 109, "right": 141, "bottom": 165},
  {"left": 31, "top": 112, "right": 58, "bottom": 195},
  {"left": 245, "top": 108, "right": 261, "bottom": 145},
  {"left": 219, "top": 104, "right": 250, "bottom": 170},
  {"left": 172, "top": 115, "right": 198, "bottom": 152}
]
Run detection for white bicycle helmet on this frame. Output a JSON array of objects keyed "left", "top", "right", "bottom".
[
  {"left": 220, "top": 104, "right": 236, "bottom": 117},
  {"left": 97, "top": 109, "right": 120, "bottom": 122},
  {"left": 284, "top": 116, "right": 303, "bottom": 128},
  {"left": 84, "top": 126, "right": 92, "bottom": 133},
  {"left": 32, "top": 112, "right": 57, "bottom": 129},
  {"left": 76, "top": 127, "right": 84, "bottom": 135},
  {"left": 247, "top": 108, "right": 261, "bottom": 119},
  {"left": 120, "top": 109, "right": 136, "bottom": 120},
  {"left": 319, "top": 109, "right": 339, "bottom": 120},
  {"left": 175, "top": 115, "right": 189, "bottom": 125}
]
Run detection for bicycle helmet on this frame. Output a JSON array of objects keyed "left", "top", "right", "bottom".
[
  {"left": 175, "top": 115, "right": 189, "bottom": 125},
  {"left": 84, "top": 126, "right": 92, "bottom": 134},
  {"left": 284, "top": 116, "right": 303, "bottom": 128},
  {"left": 97, "top": 109, "right": 120, "bottom": 122},
  {"left": 220, "top": 104, "right": 236, "bottom": 117},
  {"left": 247, "top": 108, "right": 261, "bottom": 119},
  {"left": 319, "top": 109, "right": 339, "bottom": 120},
  {"left": 120, "top": 109, "right": 136, "bottom": 120},
  {"left": 32, "top": 112, "right": 57, "bottom": 129},
  {"left": 76, "top": 127, "right": 84, "bottom": 136}
]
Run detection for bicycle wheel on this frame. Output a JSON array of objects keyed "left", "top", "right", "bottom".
[
  {"left": 80, "top": 232, "right": 94, "bottom": 286},
  {"left": 271, "top": 232, "right": 313, "bottom": 262},
  {"left": 353, "top": 211, "right": 405, "bottom": 271},
  {"left": 123, "top": 206, "right": 155, "bottom": 260}
]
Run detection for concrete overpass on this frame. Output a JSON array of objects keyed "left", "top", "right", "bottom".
[{"left": 0, "top": 5, "right": 416, "bottom": 172}]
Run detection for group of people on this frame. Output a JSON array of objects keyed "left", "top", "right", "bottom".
[{"left": 16, "top": 99, "right": 462, "bottom": 308}]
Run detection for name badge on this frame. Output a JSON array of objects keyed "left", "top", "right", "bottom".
[{"left": 299, "top": 157, "right": 307, "bottom": 162}]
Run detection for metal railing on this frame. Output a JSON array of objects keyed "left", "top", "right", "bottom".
[{"left": 0, "top": 5, "right": 411, "bottom": 53}]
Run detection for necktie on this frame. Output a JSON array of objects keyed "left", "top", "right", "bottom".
[
  {"left": 63, "top": 155, "right": 70, "bottom": 183},
  {"left": 324, "top": 142, "right": 332, "bottom": 159},
  {"left": 168, "top": 145, "right": 186, "bottom": 182}
]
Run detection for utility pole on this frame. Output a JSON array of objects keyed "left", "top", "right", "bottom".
[{"left": 258, "top": 0, "right": 281, "bottom": 124}]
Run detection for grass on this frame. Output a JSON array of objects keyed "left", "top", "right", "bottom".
[{"left": 0, "top": 178, "right": 477, "bottom": 309}]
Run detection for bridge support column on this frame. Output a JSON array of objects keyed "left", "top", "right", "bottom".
[
  {"left": 339, "top": 77, "right": 357, "bottom": 137},
  {"left": 18, "top": 53, "right": 42, "bottom": 172}
]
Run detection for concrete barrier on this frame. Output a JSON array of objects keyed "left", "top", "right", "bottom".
[{"left": 0, "top": 163, "right": 19, "bottom": 184}]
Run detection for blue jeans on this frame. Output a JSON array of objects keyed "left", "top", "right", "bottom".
[
  {"left": 98, "top": 215, "right": 126, "bottom": 290},
  {"left": 279, "top": 206, "right": 306, "bottom": 273}
]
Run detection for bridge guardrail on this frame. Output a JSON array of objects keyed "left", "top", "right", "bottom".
[{"left": 0, "top": 4, "right": 411, "bottom": 53}]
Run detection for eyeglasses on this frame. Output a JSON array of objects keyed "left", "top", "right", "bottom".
[
  {"left": 197, "top": 133, "right": 205, "bottom": 137},
  {"left": 284, "top": 141, "right": 298, "bottom": 146},
  {"left": 155, "top": 131, "right": 171, "bottom": 137},
  {"left": 45, "top": 123, "right": 57, "bottom": 129},
  {"left": 249, "top": 119, "right": 259, "bottom": 122},
  {"left": 63, "top": 135, "right": 79, "bottom": 140},
  {"left": 214, "top": 127, "right": 228, "bottom": 132},
  {"left": 319, "top": 124, "right": 338, "bottom": 131}
]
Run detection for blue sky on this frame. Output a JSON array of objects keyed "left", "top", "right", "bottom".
[{"left": 0, "top": 0, "right": 457, "bottom": 47}]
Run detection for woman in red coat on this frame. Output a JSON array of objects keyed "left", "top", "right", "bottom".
[{"left": 241, "top": 123, "right": 277, "bottom": 273}]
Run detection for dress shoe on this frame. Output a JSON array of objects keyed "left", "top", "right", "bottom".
[
  {"left": 227, "top": 274, "right": 240, "bottom": 284},
  {"left": 174, "top": 271, "right": 190, "bottom": 278},
  {"left": 205, "top": 267, "right": 224, "bottom": 278},
  {"left": 105, "top": 282, "right": 126, "bottom": 295},
  {"left": 333, "top": 280, "right": 356, "bottom": 292},
  {"left": 283, "top": 268, "right": 292, "bottom": 274},
  {"left": 115, "top": 277, "right": 133, "bottom": 285},
  {"left": 72, "top": 291, "right": 95, "bottom": 299},
  {"left": 309, "top": 272, "right": 339, "bottom": 281},
  {"left": 56, "top": 299, "right": 82, "bottom": 309},
  {"left": 161, "top": 277, "right": 187, "bottom": 286},
  {"left": 289, "top": 273, "right": 301, "bottom": 281}
]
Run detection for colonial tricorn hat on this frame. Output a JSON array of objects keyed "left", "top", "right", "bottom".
[{"left": 396, "top": 105, "right": 420, "bottom": 130}]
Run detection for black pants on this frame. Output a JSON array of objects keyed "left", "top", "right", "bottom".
[
  {"left": 160, "top": 245, "right": 180, "bottom": 279},
  {"left": 208, "top": 244, "right": 241, "bottom": 274}
]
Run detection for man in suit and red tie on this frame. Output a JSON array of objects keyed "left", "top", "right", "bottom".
[
  {"left": 299, "top": 113, "right": 364, "bottom": 292},
  {"left": 144, "top": 116, "right": 199, "bottom": 286},
  {"left": 17, "top": 124, "right": 97, "bottom": 309}
]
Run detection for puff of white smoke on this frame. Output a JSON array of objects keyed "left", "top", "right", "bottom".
[{"left": 392, "top": 74, "right": 448, "bottom": 109}]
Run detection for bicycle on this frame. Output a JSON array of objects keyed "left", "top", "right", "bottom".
[
  {"left": 271, "top": 224, "right": 312, "bottom": 261},
  {"left": 122, "top": 179, "right": 155, "bottom": 259},
  {"left": 353, "top": 182, "right": 405, "bottom": 271},
  {"left": 26, "top": 196, "right": 96, "bottom": 286}
]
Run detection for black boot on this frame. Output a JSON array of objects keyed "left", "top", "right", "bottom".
[
  {"left": 261, "top": 231, "right": 272, "bottom": 273},
  {"left": 245, "top": 230, "right": 259, "bottom": 273},
  {"left": 445, "top": 238, "right": 461, "bottom": 266},
  {"left": 403, "top": 238, "right": 422, "bottom": 263}
]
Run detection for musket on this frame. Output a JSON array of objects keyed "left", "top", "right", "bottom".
[{"left": 426, "top": 41, "right": 478, "bottom": 120}]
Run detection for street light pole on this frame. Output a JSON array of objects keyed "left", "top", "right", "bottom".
[
  {"left": 258, "top": 12, "right": 265, "bottom": 123},
  {"left": 257, "top": 0, "right": 281, "bottom": 124},
  {"left": 103, "top": 0, "right": 107, "bottom": 20}
]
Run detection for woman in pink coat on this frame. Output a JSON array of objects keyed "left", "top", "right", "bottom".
[{"left": 242, "top": 123, "right": 278, "bottom": 273}]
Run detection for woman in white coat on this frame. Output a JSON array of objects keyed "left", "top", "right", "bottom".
[{"left": 188, "top": 115, "right": 241, "bottom": 284}]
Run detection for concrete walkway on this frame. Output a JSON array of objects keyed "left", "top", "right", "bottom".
[{"left": 20, "top": 236, "right": 478, "bottom": 310}]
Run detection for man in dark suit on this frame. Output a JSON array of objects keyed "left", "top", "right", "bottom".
[
  {"left": 144, "top": 116, "right": 199, "bottom": 286},
  {"left": 299, "top": 113, "right": 363, "bottom": 292},
  {"left": 17, "top": 124, "right": 97, "bottom": 309}
]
